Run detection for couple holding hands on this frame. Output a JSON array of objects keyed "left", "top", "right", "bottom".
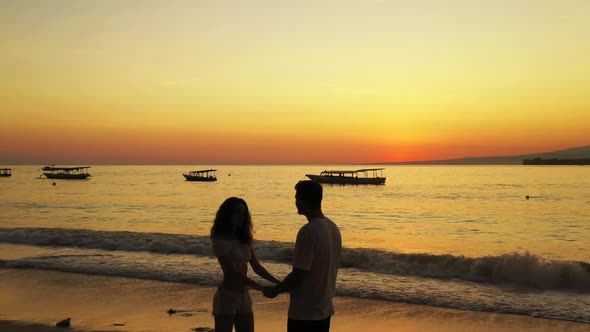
[{"left": 210, "top": 181, "right": 342, "bottom": 332}]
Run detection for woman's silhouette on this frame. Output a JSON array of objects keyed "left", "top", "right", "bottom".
[{"left": 211, "top": 197, "right": 280, "bottom": 332}]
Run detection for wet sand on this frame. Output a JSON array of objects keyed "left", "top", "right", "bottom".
[{"left": 0, "top": 269, "right": 588, "bottom": 332}]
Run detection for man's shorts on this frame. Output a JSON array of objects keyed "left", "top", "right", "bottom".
[{"left": 212, "top": 287, "right": 253, "bottom": 316}]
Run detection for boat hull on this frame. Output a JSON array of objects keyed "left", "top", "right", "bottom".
[
  {"left": 306, "top": 174, "right": 385, "bottom": 185},
  {"left": 44, "top": 173, "right": 91, "bottom": 180},
  {"left": 0, "top": 174, "right": 11, "bottom": 177},
  {"left": 183, "top": 174, "right": 217, "bottom": 182}
]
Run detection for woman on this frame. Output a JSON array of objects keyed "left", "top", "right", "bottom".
[{"left": 211, "top": 197, "right": 280, "bottom": 332}]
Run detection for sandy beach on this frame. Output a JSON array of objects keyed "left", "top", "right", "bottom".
[{"left": 0, "top": 269, "right": 588, "bottom": 332}]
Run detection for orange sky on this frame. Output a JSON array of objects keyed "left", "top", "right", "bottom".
[{"left": 1, "top": 1, "right": 589, "bottom": 164}]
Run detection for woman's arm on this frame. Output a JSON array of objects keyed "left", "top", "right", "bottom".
[
  {"left": 262, "top": 268, "right": 307, "bottom": 298},
  {"left": 249, "top": 247, "right": 280, "bottom": 284},
  {"left": 217, "top": 255, "right": 264, "bottom": 291}
]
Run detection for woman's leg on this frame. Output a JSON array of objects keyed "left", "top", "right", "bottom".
[
  {"left": 215, "top": 314, "right": 236, "bottom": 332},
  {"left": 234, "top": 312, "right": 254, "bottom": 332}
]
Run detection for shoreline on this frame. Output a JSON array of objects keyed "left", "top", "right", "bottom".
[{"left": 1, "top": 269, "right": 589, "bottom": 331}]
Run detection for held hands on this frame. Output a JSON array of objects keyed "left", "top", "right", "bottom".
[{"left": 262, "top": 286, "right": 279, "bottom": 299}]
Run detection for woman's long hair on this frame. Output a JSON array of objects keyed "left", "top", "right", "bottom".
[{"left": 210, "top": 197, "right": 253, "bottom": 244}]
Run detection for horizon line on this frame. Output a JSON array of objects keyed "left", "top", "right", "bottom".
[{"left": 2, "top": 144, "right": 588, "bottom": 167}]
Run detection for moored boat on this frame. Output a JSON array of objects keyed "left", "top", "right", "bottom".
[
  {"left": 0, "top": 168, "right": 11, "bottom": 177},
  {"left": 42, "top": 166, "right": 92, "bottom": 179},
  {"left": 523, "top": 158, "right": 590, "bottom": 165},
  {"left": 183, "top": 169, "right": 217, "bottom": 182},
  {"left": 306, "top": 168, "right": 386, "bottom": 185}
]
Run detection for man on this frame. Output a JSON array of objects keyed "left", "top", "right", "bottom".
[{"left": 263, "top": 180, "right": 342, "bottom": 332}]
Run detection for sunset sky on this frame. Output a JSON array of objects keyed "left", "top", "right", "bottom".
[{"left": 1, "top": 0, "right": 589, "bottom": 164}]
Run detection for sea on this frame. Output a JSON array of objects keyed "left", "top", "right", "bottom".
[{"left": 0, "top": 165, "right": 589, "bottom": 323}]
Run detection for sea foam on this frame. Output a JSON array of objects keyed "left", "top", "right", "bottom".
[{"left": 1, "top": 227, "right": 589, "bottom": 291}]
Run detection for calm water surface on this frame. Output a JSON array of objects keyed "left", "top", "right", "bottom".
[{"left": 1, "top": 165, "right": 588, "bottom": 260}]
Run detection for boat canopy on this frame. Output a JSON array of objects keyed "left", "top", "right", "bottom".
[
  {"left": 187, "top": 169, "right": 217, "bottom": 175},
  {"left": 43, "top": 166, "right": 91, "bottom": 171},
  {"left": 189, "top": 169, "right": 217, "bottom": 173},
  {"left": 322, "top": 168, "right": 384, "bottom": 174},
  {"left": 355, "top": 168, "right": 385, "bottom": 172}
]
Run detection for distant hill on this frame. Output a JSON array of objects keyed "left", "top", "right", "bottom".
[{"left": 375, "top": 145, "right": 590, "bottom": 165}]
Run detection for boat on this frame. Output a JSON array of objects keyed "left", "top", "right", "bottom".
[
  {"left": 306, "top": 168, "right": 386, "bottom": 185},
  {"left": 42, "top": 166, "right": 92, "bottom": 179},
  {"left": 0, "top": 168, "right": 11, "bottom": 177},
  {"left": 183, "top": 169, "right": 217, "bottom": 182},
  {"left": 523, "top": 158, "right": 590, "bottom": 165}
]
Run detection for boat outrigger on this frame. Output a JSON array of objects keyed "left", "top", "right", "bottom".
[
  {"left": 42, "top": 166, "right": 92, "bottom": 179},
  {"left": 0, "top": 168, "right": 11, "bottom": 177},
  {"left": 306, "top": 168, "right": 386, "bottom": 185},
  {"left": 183, "top": 169, "right": 217, "bottom": 182}
]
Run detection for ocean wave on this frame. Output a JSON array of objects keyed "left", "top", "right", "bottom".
[
  {"left": 0, "top": 251, "right": 588, "bottom": 324},
  {"left": 1, "top": 227, "right": 589, "bottom": 292},
  {"left": 340, "top": 248, "right": 590, "bottom": 291}
]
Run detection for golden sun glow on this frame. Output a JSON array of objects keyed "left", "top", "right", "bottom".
[{"left": 1, "top": 1, "right": 589, "bottom": 164}]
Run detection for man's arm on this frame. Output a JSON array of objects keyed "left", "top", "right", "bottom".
[
  {"left": 263, "top": 225, "right": 314, "bottom": 298},
  {"left": 263, "top": 268, "right": 307, "bottom": 298}
]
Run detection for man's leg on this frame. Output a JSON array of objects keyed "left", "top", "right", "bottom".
[
  {"left": 214, "top": 314, "right": 236, "bottom": 332},
  {"left": 288, "top": 316, "right": 331, "bottom": 332}
]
